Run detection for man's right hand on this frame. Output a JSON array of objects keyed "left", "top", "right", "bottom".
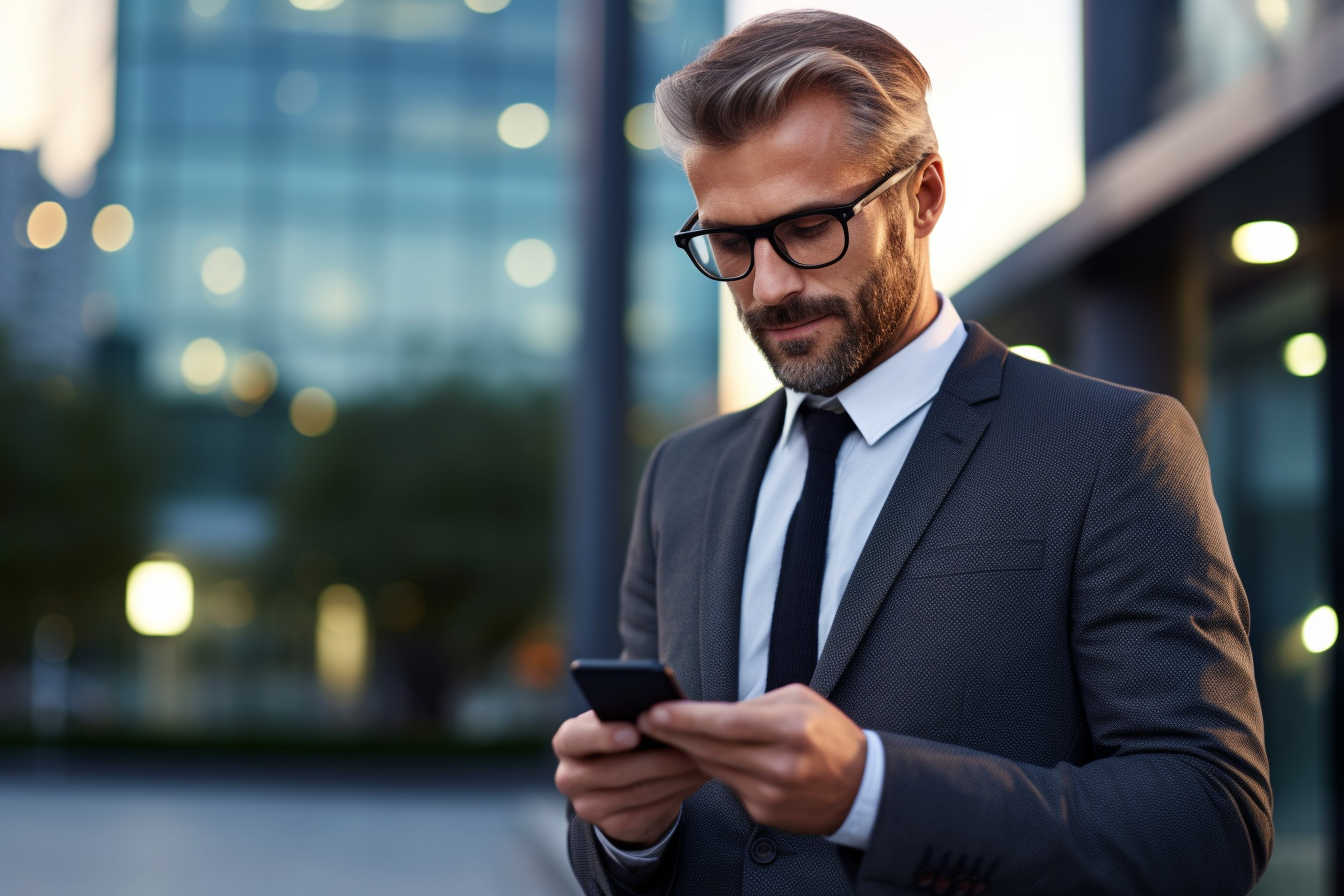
[{"left": 553, "top": 709, "right": 710, "bottom": 847}]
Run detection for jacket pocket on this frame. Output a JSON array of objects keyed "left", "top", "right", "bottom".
[{"left": 901, "top": 537, "right": 1046, "bottom": 580}]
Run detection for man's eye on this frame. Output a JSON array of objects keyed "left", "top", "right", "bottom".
[
  {"left": 709, "top": 233, "right": 749, "bottom": 254},
  {"left": 779, "top": 215, "right": 836, "bottom": 241}
]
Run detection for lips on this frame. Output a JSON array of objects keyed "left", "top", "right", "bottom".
[{"left": 762, "top": 314, "right": 833, "bottom": 339}]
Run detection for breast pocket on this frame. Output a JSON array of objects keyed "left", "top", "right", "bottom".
[{"left": 901, "top": 537, "right": 1046, "bottom": 581}]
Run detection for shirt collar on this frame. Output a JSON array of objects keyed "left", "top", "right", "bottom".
[{"left": 778, "top": 293, "right": 967, "bottom": 451}]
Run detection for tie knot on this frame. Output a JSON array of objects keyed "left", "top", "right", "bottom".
[{"left": 802, "top": 406, "right": 856, "bottom": 455}]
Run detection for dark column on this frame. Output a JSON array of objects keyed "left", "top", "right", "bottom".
[
  {"left": 1083, "top": 0, "right": 1181, "bottom": 168},
  {"left": 563, "top": 0, "right": 633, "bottom": 672}
]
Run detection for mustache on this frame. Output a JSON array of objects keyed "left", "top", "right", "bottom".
[{"left": 741, "top": 295, "right": 852, "bottom": 331}]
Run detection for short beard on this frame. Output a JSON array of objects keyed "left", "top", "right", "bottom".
[{"left": 738, "top": 218, "right": 919, "bottom": 395}]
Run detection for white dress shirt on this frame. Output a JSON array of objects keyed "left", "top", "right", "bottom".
[{"left": 599, "top": 295, "right": 967, "bottom": 868}]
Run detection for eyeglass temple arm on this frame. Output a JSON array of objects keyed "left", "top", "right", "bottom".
[{"left": 850, "top": 156, "right": 926, "bottom": 217}]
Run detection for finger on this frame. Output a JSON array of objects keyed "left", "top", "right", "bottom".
[
  {"left": 575, "top": 769, "right": 710, "bottom": 822},
  {"left": 640, "top": 699, "right": 792, "bottom": 744},
  {"left": 553, "top": 710, "right": 642, "bottom": 758},
  {"left": 558, "top": 746, "right": 701, "bottom": 794}
]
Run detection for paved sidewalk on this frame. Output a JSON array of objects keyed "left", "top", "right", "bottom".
[{"left": 0, "top": 775, "right": 582, "bottom": 896}]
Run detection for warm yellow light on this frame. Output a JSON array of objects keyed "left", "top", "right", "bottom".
[
  {"left": 465, "top": 0, "right": 510, "bottom": 13},
  {"left": 497, "top": 103, "right": 549, "bottom": 149},
  {"left": 1231, "top": 221, "right": 1297, "bottom": 264},
  {"left": 1255, "top": 0, "right": 1290, "bottom": 33},
  {"left": 27, "top": 202, "right": 67, "bottom": 249},
  {"left": 1302, "top": 606, "right": 1338, "bottom": 654},
  {"left": 505, "top": 238, "right": 556, "bottom": 287},
  {"left": 229, "top": 351, "right": 278, "bottom": 404},
  {"left": 92, "top": 204, "right": 134, "bottom": 252},
  {"left": 181, "top": 338, "right": 227, "bottom": 392},
  {"left": 201, "top": 246, "right": 246, "bottom": 295},
  {"left": 290, "top": 386, "right": 337, "bottom": 437},
  {"left": 127, "top": 560, "right": 194, "bottom": 636},
  {"left": 1010, "top": 345, "right": 1052, "bottom": 364},
  {"left": 289, "top": 0, "right": 344, "bottom": 10},
  {"left": 316, "top": 584, "right": 368, "bottom": 697},
  {"left": 624, "top": 103, "right": 661, "bottom": 151},
  {"left": 1283, "top": 333, "right": 1326, "bottom": 377}
]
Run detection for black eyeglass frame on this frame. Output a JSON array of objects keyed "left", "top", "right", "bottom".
[{"left": 672, "top": 156, "right": 927, "bottom": 282}]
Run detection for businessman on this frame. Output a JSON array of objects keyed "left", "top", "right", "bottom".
[{"left": 553, "top": 10, "right": 1273, "bottom": 895}]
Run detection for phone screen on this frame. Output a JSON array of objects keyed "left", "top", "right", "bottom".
[{"left": 570, "top": 659, "right": 686, "bottom": 749}]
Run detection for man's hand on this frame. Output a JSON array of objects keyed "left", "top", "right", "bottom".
[
  {"left": 637, "top": 684, "right": 867, "bottom": 836},
  {"left": 553, "top": 710, "right": 711, "bottom": 847}
]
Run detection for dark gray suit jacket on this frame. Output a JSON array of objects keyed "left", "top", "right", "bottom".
[{"left": 568, "top": 323, "right": 1273, "bottom": 895}]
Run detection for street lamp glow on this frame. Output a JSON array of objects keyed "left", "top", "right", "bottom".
[
  {"left": 497, "top": 103, "right": 549, "bottom": 149},
  {"left": 27, "top": 202, "right": 68, "bottom": 249},
  {"left": 1231, "top": 221, "right": 1297, "bottom": 264},
  {"left": 1302, "top": 606, "right": 1337, "bottom": 654},
  {"left": 92, "top": 204, "right": 134, "bottom": 251},
  {"left": 1283, "top": 333, "right": 1326, "bottom": 377},
  {"left": 126, "top": 560, "right": 194, "bottom": 636}
]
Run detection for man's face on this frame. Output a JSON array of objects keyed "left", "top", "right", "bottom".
[{"left": 684, "top": 93, "right": 922, "bottom": 395}]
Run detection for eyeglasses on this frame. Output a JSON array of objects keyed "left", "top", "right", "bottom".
[{"left": 672, "top": 158, "right": 923, "bottom": 282}]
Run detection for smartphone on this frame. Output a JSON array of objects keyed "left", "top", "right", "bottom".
[{"left": 570, "top": 659, "right": 687, "bottom": 750}]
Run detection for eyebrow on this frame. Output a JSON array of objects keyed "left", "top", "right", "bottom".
[{"left": 697, "top": 194, "right": 852, "bottom": 230}]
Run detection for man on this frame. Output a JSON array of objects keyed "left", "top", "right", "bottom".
[{"left": 553, "top": 10, "right": 1273, "bottom": 895}]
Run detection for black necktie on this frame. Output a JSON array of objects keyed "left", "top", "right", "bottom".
[{"left": 766, "top": 406, "right": 857, "bottom": 692}]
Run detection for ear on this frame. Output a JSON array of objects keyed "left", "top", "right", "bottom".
[{"left": 910, "top": 153, "right": 946, "bottom": 240}]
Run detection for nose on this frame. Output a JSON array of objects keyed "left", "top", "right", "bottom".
[{"left": 748, "top": 237, "right": 805, "bottom": 307}]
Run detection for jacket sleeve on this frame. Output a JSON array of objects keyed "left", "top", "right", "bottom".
[
  {"left": 854, "top": 393, "right": 1274, "bottom": 896},
  {"left": 567, "top": 441, "right": 682, "bottom": 896}
]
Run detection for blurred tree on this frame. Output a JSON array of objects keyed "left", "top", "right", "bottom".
[{"left": 267, "top": 382, "right": 561, "bottom": 731}]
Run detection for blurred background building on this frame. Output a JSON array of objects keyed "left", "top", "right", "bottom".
[{"left": 0, "top": 0, "right": 1338, "bottom": 894}]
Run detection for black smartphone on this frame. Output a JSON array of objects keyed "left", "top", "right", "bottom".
[{"left": 570, "top": 659, "right": 687, "bottom": 750}]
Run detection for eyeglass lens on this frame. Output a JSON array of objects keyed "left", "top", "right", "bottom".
[{"left": 687, "top": 213, "right": 846, "bottom": 279}]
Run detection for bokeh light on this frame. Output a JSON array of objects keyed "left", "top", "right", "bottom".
[
  {"left": 1010, "top": 344, "right": 1052, "bottom": 364},
  {"left": 34, "top": 614, "right": 75, "bottom": 663},
  {"left": 181, "top": 338, "right": 228, "bottom": 392},
  {"left": 126, "top": 559, "right": 194, "bottom": 636},
  {"left": 290, "top": 0, "right": 345, "bottom": 10},
  {"left": 497, "top": 103, "right": 549, "bottom": 149},
  {"left": 275, "top": 71, "right": 319, "bottom": 115},
  {"left": 1302, "top": 606, "right": 1338, "bottom": 654},
  {"left": 290, "top": 386, "right": 337, "bottom": 436},
  {"left": 229, "top": 350, "right": 279, "bottom": 404},
  {"left": 317, "top": 584, "right": 368, "bottom": 697},
  {"left": 201, "top": 246, "right": 247, "bottom": 295},
  {"left": 1283, "top": 333, "right": 1326, "bottom": 377},
  {"left": 27, "top": 202, "right": 68, "bottom": 249},
  {"left": 505, "top": 238, "right": 556, "bottom": 287},
  {"left": 1255, "top": 0, "right": 1290, "bottom": 33},
  {"left": 92, "top": 204, "right": 134, "bottom": 251},
  {"left": 464, "top": 0, "right": 510, "bottom": 13},
  {"left": 624, "top": 103, "right": 661, "bottom": 150},
  {"left": 1231, "top": 221, "right": 1298, "bottom": 264}
]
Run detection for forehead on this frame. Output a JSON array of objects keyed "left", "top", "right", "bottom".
[{"left": 684, "top": 93, "right": 871, "bottom": 228}]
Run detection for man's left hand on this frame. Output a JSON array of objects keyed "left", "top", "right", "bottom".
[{"left": 637, "top": 683, "right": 867, "bottom": 836}]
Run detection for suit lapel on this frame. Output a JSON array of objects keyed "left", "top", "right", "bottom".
[
  {"left": 810, "top": 323, "right": 1008, "bottom": 698},
  {"left": 697, "top": 391, "right": 786, "bottom": 703}
]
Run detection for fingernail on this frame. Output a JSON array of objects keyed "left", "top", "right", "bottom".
[
  {"left": 613, "top": 727, "right": 638, "bottom": 748},
  {"left": 650, "top": 706, "right": 670, "bottom": 725}
]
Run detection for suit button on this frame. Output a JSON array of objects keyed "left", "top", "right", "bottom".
[
  {"left": 750, "top": 837, "right": 777, "bottom": 864},
  {"left": 934, "top": 874, "right": 953, "bottom": 894},
  {"left": 913, "top": 866, "right": 935, "bottom": 888}
]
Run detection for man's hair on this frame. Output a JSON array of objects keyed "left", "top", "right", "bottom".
[{"left": 654, "top": 9, "right": 938, "bottom": 175}]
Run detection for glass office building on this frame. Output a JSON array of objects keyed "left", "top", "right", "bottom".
[{"left": 0, "top": 0, "right": 723, "bottom": 743}]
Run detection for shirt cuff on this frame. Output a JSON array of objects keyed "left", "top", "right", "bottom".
[
  {"left": 824, "top": 729, "right": 885, "bottom": 851},
  {"left": 594, "top": 807, "right": 681, "bottom": 871}
]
